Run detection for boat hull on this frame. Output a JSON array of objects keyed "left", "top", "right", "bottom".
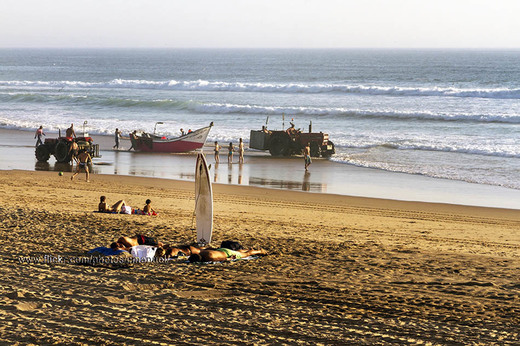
[{"left": 130, "top": 125, "right": 212, "bottom": 153}]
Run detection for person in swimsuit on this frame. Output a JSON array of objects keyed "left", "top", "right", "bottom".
[
  {"left": 71, "top": 149, "right": 92, "bottom": 182},
  {"left": 304, "top": 143, "right": 312, "bottom": 171},
  {"left": 111, "top": 234, "right": 164, "bottom": 250},
  {"left": 227, "top": 142, "right": 235, "bottom": 164},
  {"left": 214, "top": 141, "right": 220, "bottom": 163},
  {"left": 69, "top": 141, "right": 79, "bottom": 163},
  {"left": 66, "top": 123, "right": 77, "bottom": 138},
  {"left": 98, "top": 196, "right": 126, "bottom": 213},
  {"left": 238, "top": 138, "right": 244, "bottom": 164},
  {"left": 142, "top": 199, "right": 156, "bottom": 215},
  {"left": 187, "top": 247, "right": 268, "bottom": 263}
]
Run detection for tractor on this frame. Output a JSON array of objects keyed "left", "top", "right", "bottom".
[
  {"left": 35, "top": 134, "right": 100, "bottom": 163},
  {"left": 249, "top": 121, "right": 335, "bottom": 158}
]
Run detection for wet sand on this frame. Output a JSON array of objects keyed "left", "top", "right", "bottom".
[
  {"left": 0, "top": 170, "right": 519, "bottom": 344},
  {"left": 3, "top": 128, "right": 520, "bottom": 209}
]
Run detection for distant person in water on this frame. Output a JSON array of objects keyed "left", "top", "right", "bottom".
[
  {"left": 214, "top": 141, "right": 220, "bottom": 163},
  {"left": 238, "top": 138, "right": 245, "bottom": 164},
  {"left": 34, "top": 126, "right": 45, "bottom": 147},
  {"left": 98, "top": 196, "right": 126, "bottom": 213},
  {"left": 304, "top": 143, "right": 312, "bottom": 171},
  {"left": 227, "top": 142, "right": 235, "bottom": 164},
  {"left": 66, "top": 123, "right": 76, "bottom": 138},
  {"left": 71, "top": 149, "right": 92, "bottom": 182},
  {"left": 113, "top": 128, "right": 122, "bottom": 149}
]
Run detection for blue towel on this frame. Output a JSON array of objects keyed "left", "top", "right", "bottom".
[{"left": 88, "top": 247, "right": 125, "bottom": 256}]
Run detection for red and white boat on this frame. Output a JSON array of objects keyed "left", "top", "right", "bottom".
[{"left": 130, "top": 122, "right": 213, "bottom": 153}]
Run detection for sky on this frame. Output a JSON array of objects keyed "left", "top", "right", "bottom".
[{"left": 1, "top": 0, "right": 520, "bottom": 49}]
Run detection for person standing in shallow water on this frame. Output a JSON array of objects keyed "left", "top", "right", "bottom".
[
  {"left": 34, "top": 126, "right": 45, "bottom": 147},
  {"left": 214, "top": 141, "right": 220, "bottom": 163},
  {"left": 227, "top": 142, "right": 235, "bottom": 164},
  {"left": 238, "top": 138, "right": 245, "bottom": 164},
  {"left": 113, "top": 128, "right": 122, "bottom": 149},
  {"left": 304, "top": 143, "right": 312, "bottom": 171}
]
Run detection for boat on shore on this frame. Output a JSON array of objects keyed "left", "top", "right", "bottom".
[{"left": 129, "top": 122, "right": 213, "bottom": 153}]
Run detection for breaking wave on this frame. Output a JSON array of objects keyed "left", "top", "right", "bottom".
[{"left": 3, "top": 79, "right": 520, "bottom": 99}]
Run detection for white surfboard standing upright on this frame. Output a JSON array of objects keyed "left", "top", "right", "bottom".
[{"left": 195, "top": 153, "right": 213, "bottom": 246}]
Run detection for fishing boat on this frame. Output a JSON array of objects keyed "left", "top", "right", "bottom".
[{"left": 129, "top": 122, "right": 213, "bottom": 153}]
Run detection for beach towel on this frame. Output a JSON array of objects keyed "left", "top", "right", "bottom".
[{"left": 88, "top": 247, "right": 126, "bottom": 256}]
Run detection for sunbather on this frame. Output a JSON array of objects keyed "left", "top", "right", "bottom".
[
  {"left": 110, "top": 234, "right": 164, "bottom": 251},
  {"left": 188, "top": 247, "right": 268, "bottom": 262},
  {"left": 98, "top": 196, "right": 126, "bottom": 213}
]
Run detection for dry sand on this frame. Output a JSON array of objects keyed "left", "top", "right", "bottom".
[{"left": 0, "top": 170, "right": 519, "bottom": 345}]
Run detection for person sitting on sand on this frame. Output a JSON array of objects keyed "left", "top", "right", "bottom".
[
  {"left": 188, "top": 247, "right": 268, "bottom": 262},
  {"left": 71, "top": 149, "right": 92, "bottom": 182},
  {"left": 142, "top": 199, "right": 156, "bottom": 215},
  {"left": 98, "top": 196, "right": 126, "bottom": 213},
  {"left": 110, "top": 234, "right": 164, "bottom": 251}
]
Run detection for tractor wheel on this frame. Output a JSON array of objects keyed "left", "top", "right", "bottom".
[
  {"left": 35, "top": 145, "right": 51, "bottom": 162},
  {"left": 310, "top": 142, "right": 321, "bottom": 157},
  {"left": 269, "top": 136, "right": 290, "bottom": 156},
  {"left": 322, "top": 141, "right": 335, "bottom": 158},
  {"left": 54, "top": 141, "right": 72, "bottom": 163}
]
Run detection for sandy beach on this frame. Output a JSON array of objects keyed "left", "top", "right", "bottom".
[{"left": 0, "top": 170, "right": 519, "bottom": 344}]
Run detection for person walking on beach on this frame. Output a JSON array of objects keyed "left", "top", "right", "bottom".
[
  {"left": 304, "top": 143, "right": 312, "bottom": 171},
  {"left": 34, "top": 126, "right": 45, "bottom": 147},
  {"left": 71, "top": 149, "right": 92, "bottom": 182},
  {"left": 214, "top": 141, "right": 220, "bottom": 163},
  {"left": 227, "top": 142, "right": 235, "bottom": 164},
  {"left": 113, "top": 128, "right": 122, "bottom": 149},
  {"left": 238, "top": 138, "right": 245, "bottom": 164}
]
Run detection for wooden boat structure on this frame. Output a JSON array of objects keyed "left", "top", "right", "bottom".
[{"left": 130, "top": 122, "right": 213, "bottom": 153}]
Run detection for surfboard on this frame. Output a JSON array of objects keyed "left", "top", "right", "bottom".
[{"left": 195, "top": 153, "right": 213, "bottom": 246}]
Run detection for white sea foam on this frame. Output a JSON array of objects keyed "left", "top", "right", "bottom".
[{"left": 3, "top": 79, "right": 520, "bottom": 99}]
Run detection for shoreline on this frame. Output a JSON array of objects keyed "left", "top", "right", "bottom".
[{"left": 3, "top": 127, "right": 520, "bottom": 210}]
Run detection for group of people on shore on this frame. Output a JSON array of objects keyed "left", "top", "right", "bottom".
[
  {"left": 109, "top": 235, "right": 267, "bottom": 263},
  {"left": 98, "top": 196, "right": 157, "bottom": 215},
  {"left": 214, "top": 138, "right": 245, "bottom": 164}
]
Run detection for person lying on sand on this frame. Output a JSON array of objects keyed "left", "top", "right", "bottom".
[
  {"left": 163, "top": 242, "right": 268, "bottom": 262},
  {"left": 188, "top": 247, "right": 268, "bottom": 262},
  {"left": 110, "top": 234, "right": 164, "bottom": 251},
  {"left": 98, "top": 196, "right": 126, "bottom": 213}
]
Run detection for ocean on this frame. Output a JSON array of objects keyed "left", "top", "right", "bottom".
[{"left": 1, "top": 48, "right": 520, "bottom": 190}]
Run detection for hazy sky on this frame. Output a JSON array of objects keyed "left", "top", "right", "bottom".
[{"left": 1, "top": 0, "right": 520, "bottom": 48}]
